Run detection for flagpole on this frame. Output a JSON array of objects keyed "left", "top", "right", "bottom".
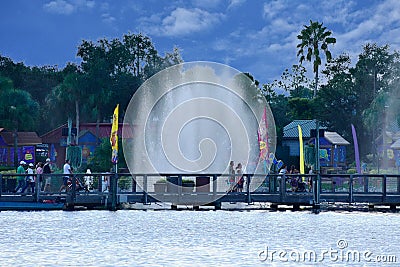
[{"left": 110, "top": 104, "right": 119, "bottom": 211}]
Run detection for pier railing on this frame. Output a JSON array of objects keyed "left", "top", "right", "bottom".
[{"left": 1, "top": 172, "right": 400, "bottom": 209}]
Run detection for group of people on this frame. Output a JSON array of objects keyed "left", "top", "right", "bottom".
[
  {"left": 278, "top": 164, "right": 310, "bottom": 192},
  {"left": 13, "top": 158, "right": 101, "bottom": 194},
  {"left": 227, "top": 161, "right": 245, "bottom": 192},
  {"left": 14, "top": 158, "right": 53, "bottom": 193}
]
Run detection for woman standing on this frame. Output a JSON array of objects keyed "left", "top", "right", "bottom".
[
  {"left": 36, "top": 162, "right": 43, "bottom": 191},
  {"left": 236, "top": 163, "right": 244, "bottom": 192},
  {"left": 22, "top": 163, "right": 35, "bottom": 194}
]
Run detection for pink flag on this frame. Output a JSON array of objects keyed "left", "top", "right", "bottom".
[{"left": 258, "top": 107, "right": 268, "bottom": 165}]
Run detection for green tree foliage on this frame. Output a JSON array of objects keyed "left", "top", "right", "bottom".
[
  {"left": 315, "top": 54, "right": 356, "bottom": 141},
  {"left": 0, "top": 76, "right": 39, "bottom": 131},
  {"left": 288, "top": 97, "right": 314, "bottom": 119},
  {"left": 88, "top": 138, "right": 126, "bottom": 172},
  {"left": 277, "top": 65, "right": 312, "bottom": 98},
  {"left": 76, "top": 33, "right": 183, "bottom": 124},
  {"left": 315, "top": 44, "right": 400, "bottom": 158},
  {"left": 356, "top": 44, "right": 399, "bottom": 129},
  {"left": 297, "top": 20, "right": 336, "bottom": 98},
  {"left": 263, "top": 64, "right": 313, "bottom": 144},
  {"left": 268, "top": 94, "right": 291, "bottom": 145}
]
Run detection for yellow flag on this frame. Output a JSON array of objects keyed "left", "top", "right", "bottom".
[
  {"left": 110, "top": 104, "right": 119, "bottom": 163},
  {"left": 298, "top": 125, "right": 305, "bottom": 175}
]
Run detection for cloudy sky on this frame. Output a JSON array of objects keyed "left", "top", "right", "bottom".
[{"left": 1, "top": 0, "right": 400, "bottom": 84}]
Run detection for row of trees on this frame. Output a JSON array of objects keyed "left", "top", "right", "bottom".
[
  {"left": 263, "top": 20, "right": 400, "bottom": 163},
  {"left": 1, "top": 25, "right": 399, "bottom": 166},
  {"left": 0, "top": 33, "right": 182, "bottom": 136}
]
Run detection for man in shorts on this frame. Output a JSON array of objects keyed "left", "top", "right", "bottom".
[
  {"left": 59, "top": 159, "right": 73, "bottom": 192},
  {"left": 43, "top": 158, "right": 52, "bottom": 192}
]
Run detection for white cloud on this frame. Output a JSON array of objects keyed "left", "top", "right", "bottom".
[
  {"left": 100, "top": 3, "right": 109, "bottom": 11},
  {"left": 43, "top": 0, "right": 94, "bottom": 15},
  {"left": 192, "top": 0, "right": 222, "bottom": 9},
  {"left": 72, "top": 0, "right": 95, "bottom": 9},
  {"left": 142, "top": 8, "right": 224, "bottom": 36},
  {"left": 263, "top": 0, "right": 288, "bottom": 19},
  {"left": 43, "top": 0, "right": 75, "bottom": 15},
  {"left": 102, "top": 13, "right": 116, "bottom": 25},
  {"left": 228, "top": 0, "right": 246, "bottom": 10},
  {"left": 334, "top": 0, "right": 400, "bottom": 54}
]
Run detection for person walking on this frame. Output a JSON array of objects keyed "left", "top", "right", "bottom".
[
  {"left": 59, "top": 159, "right": 72, "bottom": 192},
  {"left": 21, "top": 163, "right": 35, "bottom": 194},
  {"left": 14, "top": 161, "right": 26, "bottom": 193},
  {"left": 36, "top": 162, "right": 43, "bottom": 191},
  {"left": 43, "top": 158, "right": 52, "bottom": 192},
  {"left": 236, "top": 163, "right": 244, "bottom": 192},
  {"left": 227, "top": 161, "right": 236, "bottom": 192}
]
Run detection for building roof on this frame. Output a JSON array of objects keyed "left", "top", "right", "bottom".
[
  {"left": 324, "top": 131, "right": 350, "bottom": 145},
  {"left": 41, "top": 122, "right": 135, "bottom": 143},
  {"left": 391, "top": 138, "right": 400, "bottom": 149},
  {"left": 283, "top": 120, "right": 327, "bottom": 138},
  {"left": 0, "top": 131, "right": 42, "bottom": 146}
]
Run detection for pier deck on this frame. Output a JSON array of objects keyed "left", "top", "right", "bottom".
[{"left": 1, "top": 173, "right": 400, "bottom": 211}]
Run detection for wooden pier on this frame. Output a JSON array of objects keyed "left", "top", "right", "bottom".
[{"left": 1, "top": 172, "right": 400, "bottom": 211}]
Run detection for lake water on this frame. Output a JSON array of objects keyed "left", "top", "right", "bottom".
[{"left": 0, "top": 210, "right": 399, "bottom": 266}]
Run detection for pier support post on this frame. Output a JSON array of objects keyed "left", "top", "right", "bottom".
[
  {"left": 315, "top": 121, "right": 321, "bottom": 206},
  {"left": 382, "top": 175, "right": 387, "bottom": 203},
  {"left": 66, "top": 175, "right": 77, "bottom": 211},
  {"left": 349, "top": 175, "right": 354, "bottom": 203},
  {"left": 246, "top": 174, "right": 251, "bottom": 204},
  {"left": 35, "top": 174, "right": 40, "bottom": 203},
  {"left": 280, "top": 174, "right": 286, "bottom": 202},
  {"left": 312, "top": 204, "right": 320, "bottom": 214},
  {"left": 109, "top": 173, "right": 118, "bottom": 211},
  {"left": 212, "top": 174, "right": 217, "bottom": 200},
  {"left": 143, "top": 174, "right": 148, "bottom": 205}
]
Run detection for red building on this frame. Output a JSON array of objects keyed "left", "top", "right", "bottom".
[{"left": 40, "top": 123, "right": 129, "bottom": 168}]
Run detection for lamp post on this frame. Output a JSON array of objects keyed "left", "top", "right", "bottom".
[
  {"left": 10, "top": 106, "right": 18, "bottom": 169},
  {"left": 315, "top": 120, "right": 321, "bottom": 205},
  {"left": 383, "top": 105, "right": 389, "bottom": 171}
]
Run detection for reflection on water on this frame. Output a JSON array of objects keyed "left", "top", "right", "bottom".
[{"left": 0, "top": 210, "right": 399, "bottom": 266}]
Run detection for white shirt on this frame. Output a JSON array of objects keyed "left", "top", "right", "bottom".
[
  {"left": 63, "top": 163, "right": 72, "bottom": 174},
  {"left": 27, "top": 168, "right": 35, "bottom": 182}
]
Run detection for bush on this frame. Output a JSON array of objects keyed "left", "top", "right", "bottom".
[
  {"left": 182, "top": 179, "right": 195, "bottom": 187},
  {"left": 0, "top": 166, "right": 15, "bottom": 173},
  {"left": 88, "top": 138, "right": 126, "bottom": 172},
  {"left": 118, "top": 176, "right": 132, "bottom": 190},
  {"left": 347, "top": 168, "right": 357, "bottom": 174}
]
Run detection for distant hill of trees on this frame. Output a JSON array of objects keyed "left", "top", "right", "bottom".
[
  {"left": 0, "top": 32, "right": 182, "bottom": 135},
  {"left": 1, "top": 29, "right": 399, "bottom": 165}
]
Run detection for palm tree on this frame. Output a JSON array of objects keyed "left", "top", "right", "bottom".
[{"left": 297, "top": 20, "right": 336, "bottom": 98}]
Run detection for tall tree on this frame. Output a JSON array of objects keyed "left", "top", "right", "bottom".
[
  {"left": 315, "top": 54, "right": 356, "bottom": 142},
  {"left": 297, "top": 20, "right": 336, "bottom": 98},
  {"left": 46, "top": 64, "right": 87, "bottom": 145},
  {"left": 0, "top": 76, "right": 39, "bottom": 131}
]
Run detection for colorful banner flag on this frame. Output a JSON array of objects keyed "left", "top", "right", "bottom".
[
  {"left": 298, "top": 125, "right": 305, "bottom": 175},
  {"left": 351, "top": 124, "right": 361, "bottom": 174},
  {"left": 110, "top": 104, "right": 119, "bottom": 164},
  {"left": 258, "top": 107, "right": 269, "bottom": 173}
]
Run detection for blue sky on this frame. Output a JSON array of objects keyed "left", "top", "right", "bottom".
[{"left": 1, "top": 0, "right": 400, "bottom": 85}]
